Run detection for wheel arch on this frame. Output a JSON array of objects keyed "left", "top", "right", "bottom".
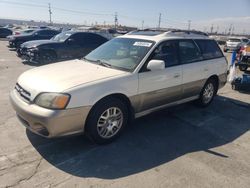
[
  {"left": 207, "top": 75, "right": 219, "bottom": 92},
  {"left": 85, "top": 93, "right": 135, "bottom": 131}
]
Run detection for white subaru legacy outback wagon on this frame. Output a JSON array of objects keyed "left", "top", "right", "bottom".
[{"left": 10, "top": 30, "right": 228, "bottom": 144}]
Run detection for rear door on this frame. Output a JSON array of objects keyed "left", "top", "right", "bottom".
[
  {"left": 138, "top": 40, "right": 183, "bottom": 112},
  {"left": 179, "top": 40, "right": 206, "bottom": 99}
]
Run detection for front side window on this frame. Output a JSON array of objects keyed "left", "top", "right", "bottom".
[
  {"left": 52, "top": 32, "right": 72, "bottom": 42},
  {"left": 84, "top": 38, "right": 154, "bottom": 71},
  {"left": 195, "top": 39, "right": 223, "bottom": 59},
  {"left": 179, "top": 40, "right": 202, "bottom": 64},
  {"left": 151, "top": 40, "right": 179, "bottom": 67}
]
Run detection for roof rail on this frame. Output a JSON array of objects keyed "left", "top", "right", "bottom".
[{"left": 166, "top": 29, "right": 208, "bottom": 36}]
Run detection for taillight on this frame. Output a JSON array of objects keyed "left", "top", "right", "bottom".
[{"left": 15, "top": 32, "right": 20, "bottom": 35}]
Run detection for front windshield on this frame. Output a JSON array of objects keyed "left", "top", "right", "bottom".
[
  {"left": 51, "top": 32, "right": 72, "bottom": 42},
  {"left": 84, "top": 38, "right": 155, "bottom": 71}
]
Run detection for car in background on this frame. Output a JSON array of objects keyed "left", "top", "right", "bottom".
[
  {"left": 0, "top": 27, "right": 12, "bottom": 38},
  {"left": 7, "top": 29, "right": 36, "bottom": 40},
  {"left": 224, "top": 37, "right": 249, "bottom": 52},
  {"left": 17, "top": 32, "right": 109, "bottom": 64},
  {"left": 13, "top": 29, "right": 35, "bottom": 36},
  {"left": 8, "top": 29, "right": 60, "bottom": 49},
  {"left": 237, "top": 41, "right": 250, "bottom": 71}
]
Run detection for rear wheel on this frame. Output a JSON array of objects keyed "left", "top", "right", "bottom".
[
  {"left": 86, "top": 97, "right": 128, "bottom": 144},
  {"left": 196, "top": 79, "right": 217, "bottom": 107}
]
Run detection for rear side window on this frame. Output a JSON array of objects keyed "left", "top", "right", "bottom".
[
  {"left": 72, "top": 33, "right": 107, "bottom": 46},
  {"left": 195, "top": 40, "right": 223, "bottom": 59},
  {"left": 179, "top": 40, "right": 202, "bottom": 64}
]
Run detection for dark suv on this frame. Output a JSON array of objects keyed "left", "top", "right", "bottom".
[
  {"left": 17, "top": 32, "right": 109, "bottom": 64},
  {"left": 8, "top": 29, "right": 60, "bottom": 49}
]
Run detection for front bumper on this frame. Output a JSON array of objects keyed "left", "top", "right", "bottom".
[
  {"left": 17, "top": 48, "right": 39, "bottom": 63},
  {"left": 10, "top": 90, "right": 91, "bottom": 138}
]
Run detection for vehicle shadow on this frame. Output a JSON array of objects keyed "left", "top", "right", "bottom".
[
  {"left": 27, "top": 95, "right": 250, "bottom": 179},
  {"left": 22, "top": 60, "right": 40, "bottom": 67},
  {"left": 8, "top": 48, "right": 16, "bottom": 51}
]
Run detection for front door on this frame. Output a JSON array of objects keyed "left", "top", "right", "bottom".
[{"left": 138, "top": 40, "right": 182, "bottom": 112}]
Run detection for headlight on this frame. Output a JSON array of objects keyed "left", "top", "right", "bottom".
[
  {"left": 34, "top": 93, "right": 70, "bottom": 109},
  {"left": 29, "top": 47, "right": 38, "bottom": 52}
]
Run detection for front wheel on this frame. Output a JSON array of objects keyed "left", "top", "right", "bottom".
[
  {"left": 196, "top": 79, "right": 217, "bottom": 107},
  {"left": 40, "top": 51, "right": 57, "bottom": 64},
  {"left": 86, "top": 97, "right": 128, "bottom": 144}
]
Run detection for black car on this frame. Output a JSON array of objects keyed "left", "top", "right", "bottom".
[
  {"left": 8, "top": 29, "right": 60, "bottom": 48},
  {"left": 17, "top": 31, "right": 109, "bottom": 64},
  {"left": 0, "top": 28, "right": 12, "bottom": 38}
]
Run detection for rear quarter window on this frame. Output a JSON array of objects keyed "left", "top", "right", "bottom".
[{"left": 194, "top": 39, "right": 223, "bottom": 60}]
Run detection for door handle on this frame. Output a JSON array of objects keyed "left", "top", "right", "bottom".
[
  {"left": 173, "top": 73, "right": 180, "bottom": 78},
  {"left": 204, "top": 68, "right": 209, "bottom": 72}
]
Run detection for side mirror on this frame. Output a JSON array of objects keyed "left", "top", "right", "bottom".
[
  {"left": 147, "top": 60, "right": 165, "bottom": 71},
  {"left": 67, "top": 38, "right": 75, "bottom": 44},
  {"left": 33, "top": 32, "right": 39, "bottom": 36}
]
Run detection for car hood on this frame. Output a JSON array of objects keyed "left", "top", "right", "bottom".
[
  {"left": 21, "top": 40, "right": 59, "bottom": 48},
  {"left": 17, "top": 59, "right": 127, "bottom": 100}
]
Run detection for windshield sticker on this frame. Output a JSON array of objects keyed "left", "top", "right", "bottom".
[{"left": 133, "top": 42, "right": 152, "bottom": 47}]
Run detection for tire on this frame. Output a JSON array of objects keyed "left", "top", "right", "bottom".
[
  {"left": 196, "top": 79, "right": 217, "bottom": 107},
  {"left": 40, "top": 51, "right": 57, "bottom": 64},
  {"left": 86, "top": 97, "right": 128, "bottom": 144},
  {"left": 239, "top": 65, "right": 248, "bottom": 71}
]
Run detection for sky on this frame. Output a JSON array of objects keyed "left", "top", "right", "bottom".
[{"left": 0, "top": 0, "right": 250, "bottom": 34}]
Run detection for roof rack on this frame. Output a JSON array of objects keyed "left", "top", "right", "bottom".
[
  {"left": 166, "top": 29, "right": 208, "bottom": 36},
  {"left": 128, "top": 28, "right": 208, "bottom": 37}
]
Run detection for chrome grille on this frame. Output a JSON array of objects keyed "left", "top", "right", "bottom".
[{"left": 15, "top": 83, "right": 31, "bottom": 102}]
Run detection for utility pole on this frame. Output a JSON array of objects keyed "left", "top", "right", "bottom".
[
  {"left": 216, "top": 26, "right": 219, "bottom": 34},
  {"left": 210, "top": 24, "right": 214, "bottom": 34},
  {"left": 158, "top": 13, "right": 162, "bottom": 29},
  {"left": 114, "top": 12, "right": 118, "bottom": 29},
  {"left": 188, "top": 20, "right": 191, "bottom": 30},
  {"left": 228, "top": 24, "right": 233, "bottom": 35},
  {"left": 48, "top": 3, "right": 52, "bottom": 25},
  {"left": 141, "top": 20, "right": 144, "bottom": 30}
]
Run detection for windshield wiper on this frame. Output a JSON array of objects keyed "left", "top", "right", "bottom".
[{"left": 97, "top": 60, "right": 112, "bottom": 68}]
